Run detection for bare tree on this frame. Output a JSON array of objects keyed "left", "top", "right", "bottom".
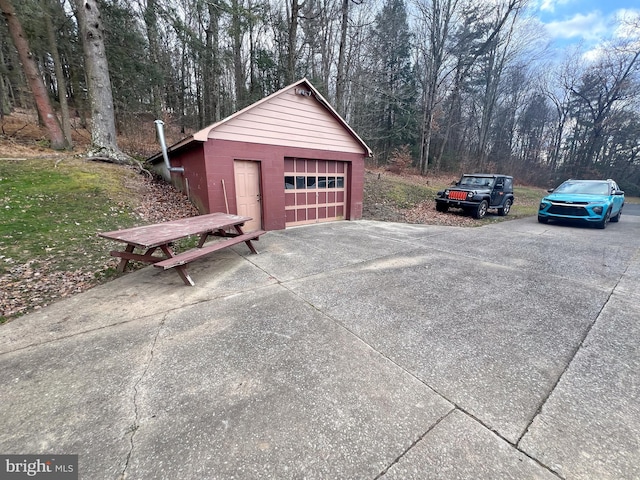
[
  {"left": 335, "top": 0, "right": 354, "bottom": 113},
  {"left": 72, "top": 0, "right": 132, "bottom": 163},
  {"left": 286, "top": 0, "right": 301, "bottom": 84},
  {"left": 543, "top": 54, "right": 580, "bottom": 171},
  {"left": 42, "top": 0, "right": 73, "bottom": 147},
  {"left": 142, "top": 0, "right": 164, "bottom": 120},
  {"left": 431, "top": 0, "right": 526, "bottom": 172},
  {"left": 556, "top": 41, "right": 640, "bottom": 177},
  {"left": 230, "top": 0, "right": 249, "bottom": 108},
  {"left": 414, "top": 0, "right": 459, "bottom": 173},
  {"left": 474, "top": 3, "right": 524, "bottom": 169},
  {"left": 0, "top": 0, "right": 67, "bottom": 149}
]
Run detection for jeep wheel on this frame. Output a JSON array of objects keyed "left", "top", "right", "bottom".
[
  {"left": 597, "top": 208, "right": 611, "bottom": 229},
  {"left": 474, "top": 200, "right": 488, "bottom": 219},
  {"left": 436, "top": 202, "right": 449, "bottom": 212},
  {"left": 498, "top": 198, "right": 512, "bottom": 216}
]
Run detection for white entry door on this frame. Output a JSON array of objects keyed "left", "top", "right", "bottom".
[{"left": 234, "top": 160, "right": 262, "bottom": 231}]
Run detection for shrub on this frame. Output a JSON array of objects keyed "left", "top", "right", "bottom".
[{"left": 387, "top": 145, "right": 413, "bottom": 174}]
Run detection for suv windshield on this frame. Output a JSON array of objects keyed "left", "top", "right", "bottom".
[
  {"left": 555, "top": 181, "right": 610, "bottom": 195},
  {"left": 459, "top": 176, "right": 494, "bottom": 187}
]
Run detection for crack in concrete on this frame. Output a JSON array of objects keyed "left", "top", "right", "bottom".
[
  {"left": 515, "top": 250, "right": 636, "bottom": 448},
  {"left": 118, "top": 314, "right": 167, "bottom": 480},
  {"left": 373, "top": 409, "right": 455, "bottom": 479},
  {"left": 280, "top": 268, "right": 574, "bottom": 479}
]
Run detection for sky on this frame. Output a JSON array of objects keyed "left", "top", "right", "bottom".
[{"left": 531, "top": 0, "right": 640, "bottom": 51}]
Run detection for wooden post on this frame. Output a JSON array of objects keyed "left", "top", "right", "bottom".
[{"left": 221, "top": 179, "right": 229, "bottom": 213}]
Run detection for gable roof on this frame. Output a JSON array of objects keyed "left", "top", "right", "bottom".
[{"left": 149, "top": 78, "right": 372, "bottom": 162}]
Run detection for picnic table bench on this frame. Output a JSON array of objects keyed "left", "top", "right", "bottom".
[{"left": 98, "top": 212, "right": 265, "bottom": 286}]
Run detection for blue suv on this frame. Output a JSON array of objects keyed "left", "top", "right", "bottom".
[{"left": 538, "top": 179, "right": 624, "bottom": 229}]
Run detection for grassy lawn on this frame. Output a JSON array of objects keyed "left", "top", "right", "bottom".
[
  {"left": 0, "top": 158, "right": 141, "bottom": 274},
  {"left": 0, "top": 158, "right": 148, "bottom": 322},
  {"left": 512, "top": 185, "right": 549, "bottom": 217}
]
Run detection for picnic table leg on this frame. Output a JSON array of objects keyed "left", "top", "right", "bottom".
[
  {"left": 197, "top": 233, "right": 209, "bottom": 248},
  {"left": 116, "top": 244, "right": 135, "bottom": 272},
  {"left": 159, "top": 244, "right": 175, "bottom": 258},
  {"left": 174, "top": 267, "right": 195, "bottom": 286},
  {"left": 159, "top": 244, "right": 195, "bottom": 286},
  {"left": 233, "top": 225, "right": 258, "bottom": 254}
]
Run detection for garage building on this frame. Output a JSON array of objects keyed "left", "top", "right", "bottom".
[{"left": 149, "top": 78, "right": 372, "bottom": 232}]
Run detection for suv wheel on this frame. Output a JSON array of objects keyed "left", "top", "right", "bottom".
[
  {"left": 436, "top": 202, "right": 449, "bottom": 212},
  {"left": 474, "top": 200, "right": 488, "bottom": 219},
  {"left": 597, "top": 208, "right": 611, "bottom": 229},
  {"left": 498, "top": 198, "right": 512, "bottom": 216},
  {"left": 610, "top": 205, "right": 622, "bottom": 222}
]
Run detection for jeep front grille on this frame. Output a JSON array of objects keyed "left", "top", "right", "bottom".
[{"left": 449, "top": 191, "right": 467, "bottom": 200}]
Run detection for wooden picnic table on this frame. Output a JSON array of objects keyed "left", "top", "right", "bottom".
[{"left": 98, "top": 212, "right": 265, "bottom": 286}]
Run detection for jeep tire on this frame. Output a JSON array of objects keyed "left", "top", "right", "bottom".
[
  {"left": 474, "top": 200, "right": 488, "bottom": 219},
  {"left": 498, "top": 198, "right": 512, "bottom": 216}
]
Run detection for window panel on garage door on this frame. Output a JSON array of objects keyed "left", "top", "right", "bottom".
[{"left": 284, "top": 158, "right": 347, "bottom": 226}]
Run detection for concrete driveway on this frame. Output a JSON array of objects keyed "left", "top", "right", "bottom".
[
  {"left": 1, "top": 215, "right": 639, "bottom": 479},
  {"left": 624, "top": 202, "right": 640, "bottom": 216}
]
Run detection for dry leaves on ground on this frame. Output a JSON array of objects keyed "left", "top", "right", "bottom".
[{"left": 0, "top": 175, "right": 199, "bottom": 320}]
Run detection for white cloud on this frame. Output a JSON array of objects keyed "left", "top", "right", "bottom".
[
  {"left": 539, "top": 0, "right": 555, "bottom": 12},
  {"left": 544, "top": 11, "right": 608, "bottom": 41},
  {"left": 538, "top": 0, "right": 574, "bottom": 14}
]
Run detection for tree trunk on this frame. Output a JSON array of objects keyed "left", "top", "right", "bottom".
[
  {"left": 72, "top": 0, "right": 132, "bottom": 163},
  {"left": 335, "top": 0, "right": 349, "bottom": 114},
  {"left": 418, "top": 0, "right": 457, "bottom": 173},
  {"left": 286, "top": 0, "right": 300, "bottom": 84},
  {"left": 0, "top": 0, "right": 67, "bottom": 149},
  {"left": 43, "top": 0, "right": 73, "bottom": 147},
  {"left": 205, "top": 0, "right": 221, "bottom": 122},
  {"left": 0, "top": 31, "right": 10, "bottom": 117},
  {"left": 143, "top": 0, "right": 163, "bottom": 120},
  {"left": 230, "top": 0, "right": 246, "bottom": 108}
]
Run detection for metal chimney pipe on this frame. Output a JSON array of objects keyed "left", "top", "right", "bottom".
[{"left": 154, "top": 120, "right": 184, "bottom": 173}]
